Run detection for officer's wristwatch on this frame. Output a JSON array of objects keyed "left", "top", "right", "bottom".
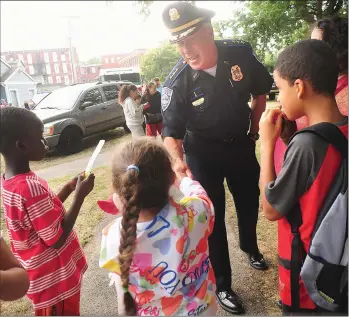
[{"left": 248, "top": 132, "right": 260, "bottom": 141}]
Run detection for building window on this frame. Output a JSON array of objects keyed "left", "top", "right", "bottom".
[
  {"left": 46, "top": 64, "right": 51, "bottom": 75},
  {"left": 61, "top": 54, "right": 66, "bottom": 62},
  {"left": 111, "top": 57, "right": 115, "bottom": 63},
  {"left": 81, "top": 68, "right": 85, "bottom": 74},
  {"left": 91, "top": 67, "right": 96, "bottom": 73},
  {"left": 63, "top": 63, "right": 68, "bottom": 73},
  {"left": 28, "top": 89, "right": 35, "bottom": 98},
  {"left": 105, "top": 57, "right": 109, "bottom": 63},
  {"left": 56, "top": 76, "right": 61, "bottom": 84},
  {"left": 48, "top": 76, "right": 53, "bottom": 84},
  {"left": 54, "top": 63, "right": 60, "bottom": 74},
  {"left": 64, "top": 75, "right": 69, "bottom": 85},
  {"left": 44, "top": 52, "right": 50, "bottom": 63},
  {"left": 18, "top": 54, "right": 24, "bottom": 62},
  {"left": 29, "top": 65, "right": 35, "bottom": 75},
  {"left": 52, "top": 52, "right": 57, "bottom": 62},
  {"left": 27, "top": 54, "right": 33, "bottom": 64}
]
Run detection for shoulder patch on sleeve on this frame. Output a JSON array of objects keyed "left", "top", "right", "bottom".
[
  {"left": 164, "top": 58, "right": 188, "bottom": 87},
  {"left": 161, "top": 87, "right": 173, "bottom": 112}
]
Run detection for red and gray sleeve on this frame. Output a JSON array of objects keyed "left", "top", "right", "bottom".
[{"left": 265, "top": 133, "right": 329, "bottom": 216}]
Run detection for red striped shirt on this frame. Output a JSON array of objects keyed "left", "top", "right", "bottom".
[{"left": 1, "top": 172, "right": 87, "bottom": 309}]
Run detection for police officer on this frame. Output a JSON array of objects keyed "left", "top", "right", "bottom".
[{"left": 161, "top": 2, "right": 273, "bottom": 314}]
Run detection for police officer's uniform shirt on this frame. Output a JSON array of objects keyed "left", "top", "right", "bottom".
[{"left": 161, "top": 40, "right": 273, "bottom": 141}]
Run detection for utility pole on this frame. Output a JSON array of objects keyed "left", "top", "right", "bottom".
[{"left": 63, "top": 16, "right": 79, "bottom": 84}]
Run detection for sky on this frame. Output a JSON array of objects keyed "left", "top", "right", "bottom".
[{"left": 1, "top": 1, "right": 244, "bottom": 61}]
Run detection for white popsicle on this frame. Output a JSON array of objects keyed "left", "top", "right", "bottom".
[{"left": 85, "top": 140, "right": 105, "bottom": 174}]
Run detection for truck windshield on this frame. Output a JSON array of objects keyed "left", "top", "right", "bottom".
[{"left": 35, "top": 87, "right": 83, "bottom": 110}]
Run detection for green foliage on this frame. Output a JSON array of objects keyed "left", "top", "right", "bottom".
[
  {"left": 213, "top": 0, "right": 347, "bottom": 62},
  {"left": 81, "top": 57, "right": 102, "bottom": 65},
  {"left": 134, "top": 1, "right": 196, "bottom": 19},
  {"left": 140, "top": 42, "right": 181, "bottom": 82}
]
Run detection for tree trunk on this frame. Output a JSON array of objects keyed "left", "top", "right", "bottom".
[{"left": 316, "top": 0, "right": 323, "bottom": 19}]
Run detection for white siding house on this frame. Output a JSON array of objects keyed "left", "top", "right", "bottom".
[{"left": 1, "top": 58, "right": 37, "bottom": 106}]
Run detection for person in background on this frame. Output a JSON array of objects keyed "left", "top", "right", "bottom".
[
  {"left": 1, "top": 99, "right": 8, "bottom": 108},
  {"left": 24, "top": 101, "right": 30, "bottom": 110},
  {"left": 119, "top": 84, "right": 145, "bottom": 139},
  {"left": 273, "top": 16, "right": 348, "bottom": 175},
  {"left": 141, "top": 82, "right": 163, "bottom": 138},
  {"left": 0, "top": 107, "right": 95, "bottom": 316},
  {"left": 99, "top": 138, "right": 216, "bottom": 316},
  {"left": 153, "top": 77, "right": 163, "bottom": 94},
  {"left": 0, "top": 232, "right": 30, "bottom": 301}
]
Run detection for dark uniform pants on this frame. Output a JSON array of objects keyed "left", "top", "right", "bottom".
[{"left": 184, "top": 131, "right": 260, "bottom": 291}]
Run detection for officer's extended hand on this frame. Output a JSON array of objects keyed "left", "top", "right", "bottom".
[
  {"left": 259, "top": 109, "right": 283, "bottom": 146},
  {"left": 173, "top": 157, "right": 193, "bottom": 180}
]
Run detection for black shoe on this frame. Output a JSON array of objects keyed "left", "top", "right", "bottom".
[
  {"left": 216, "top": 290, "right": 245, "bottom": 314},
  {"left": 248, "top": 252, "right": 268, "bottom": 270}
]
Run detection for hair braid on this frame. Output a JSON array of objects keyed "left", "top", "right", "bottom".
[{"left": 118, "top": 184, "right": 141, "bottom": 316}]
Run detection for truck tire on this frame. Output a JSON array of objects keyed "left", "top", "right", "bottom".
[
  {"left": 57, "top": 126, "right": 83, "bottom": 155},
  {"left": 269, "top": 93, "right": 276, "bottom": 100}
]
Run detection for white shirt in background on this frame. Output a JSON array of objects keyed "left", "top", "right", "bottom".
[{"left": 122, "top": 97, "right": 144, "bottom": 127}]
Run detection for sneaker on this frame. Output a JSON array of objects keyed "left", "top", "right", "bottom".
[
  {"left": 216, "top": 290, "right": 245, "bottom": 314},
  {"left": 248, "top": 252, "right": 268, "bottom": 270}
]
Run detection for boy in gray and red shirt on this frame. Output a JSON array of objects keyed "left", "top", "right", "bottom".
[{"left": 259, "top": 40, "right": 348, "bottom": 314}]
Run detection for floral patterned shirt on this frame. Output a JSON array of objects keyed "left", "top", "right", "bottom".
[{"left": 99, "top": 177, "right": 216, "bottom": 316}]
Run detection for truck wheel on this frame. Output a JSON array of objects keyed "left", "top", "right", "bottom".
[
  {"left": 123, "top": 123, "right": 131, "bottom": 133},
  {"left": 269, "top": 93, "right": 276, "bottom": 100},
  {"left": 57, "top": 127, "right": 83, "bottom": 155}
]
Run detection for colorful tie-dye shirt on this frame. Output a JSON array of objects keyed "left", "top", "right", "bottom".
[{"left": 99, "top": 177, "right": 216, "bottom": 316}]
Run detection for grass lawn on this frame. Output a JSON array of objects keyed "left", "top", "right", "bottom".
[
  {"left": 0, "top": 166, "right": 111, "bottom": 316},
  {"left": 31, "top": 127, "right": 130, "bottom": 171}
]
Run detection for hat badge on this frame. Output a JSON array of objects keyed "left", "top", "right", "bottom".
[{"left": 169, "top": 8, "right": 180, "bottom": 21}]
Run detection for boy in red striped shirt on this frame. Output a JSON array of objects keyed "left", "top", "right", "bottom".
[{"left": 0, "top": 107, "right": 95, "bottom": 316}]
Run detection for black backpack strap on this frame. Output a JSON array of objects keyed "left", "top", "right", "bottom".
[
  {"left": 285, "top": 203, "right": 306, "bottom": 312},
  {"left": 291, "top": 122, "right": 348, "bottom": 158}
]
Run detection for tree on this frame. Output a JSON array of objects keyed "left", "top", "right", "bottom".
[
  {"left": 215, "top": 0, "right": 347, "bottom": 62},
  {"left": 140, "top": 42, "right": 181, "bottom": 82},
  {"left": 81, "top": 57, "right": 102, "bottom": 65}
]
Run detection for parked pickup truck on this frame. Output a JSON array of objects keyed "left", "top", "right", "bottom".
[{"left": 33, "top": 82, "right": 130, "bottom": 154}]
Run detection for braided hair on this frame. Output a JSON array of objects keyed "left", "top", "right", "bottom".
[
  {"left": 314, "top": 16, "right": 348, "bottom": 74},
  {"left": 111, "top": 138, "right": 174, "bottom": 315}
]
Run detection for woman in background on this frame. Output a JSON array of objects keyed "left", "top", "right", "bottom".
[
  {"left": 118, "top": 84, "right": 145, "bottom": 139},
  {"left": 141, "top": 82, "right": 163, "bottom": 138}
]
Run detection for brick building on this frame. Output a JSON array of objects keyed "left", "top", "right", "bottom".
[
  {"left": 1, "top": 48, "right": 81, "bottom": 86},
  {"left": 101, "top": 54, "right": 128, "bottom": 69},
  {"left": 118, "top": 49, "right": 147, "bottom": 70},
  {"left": 80, "top": 64, "right": 102, "bottom": 83}
]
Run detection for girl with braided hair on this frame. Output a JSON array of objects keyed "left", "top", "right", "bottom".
[{"left": 99, "top": 138, "right": 217, "bottom": 316}]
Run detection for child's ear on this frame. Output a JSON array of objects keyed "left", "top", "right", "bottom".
[
  {"left": 295, "top": 79, "right": 305, "bottom": 99},
  {"left": 15, "top": 140, "right": 28, "bottom": 153}
]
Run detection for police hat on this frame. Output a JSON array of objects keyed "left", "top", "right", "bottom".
[{"left": 162, "top": 2, "right": 215, "bottom": 44}]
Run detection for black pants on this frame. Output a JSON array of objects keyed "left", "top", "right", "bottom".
[{"left": 184, "top": 132, "right": 260, "bottom": 291}]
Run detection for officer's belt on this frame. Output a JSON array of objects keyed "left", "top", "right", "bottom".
[{"left": 186, "top": 130, "right": 248, "bottom": 144}]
